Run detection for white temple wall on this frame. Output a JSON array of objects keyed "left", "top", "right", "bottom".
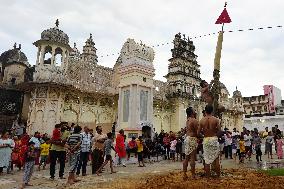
[{"left": 27, "top": 86, "right": 116, "bottom": 135}]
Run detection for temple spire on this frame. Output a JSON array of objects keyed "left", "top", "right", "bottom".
[{"left": 55, "top": 19, "right": 59, "bottom": 27}]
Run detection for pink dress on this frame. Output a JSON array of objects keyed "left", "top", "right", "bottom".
[{"left": 277, "top": 139, "right": 283, "bottom": 159}]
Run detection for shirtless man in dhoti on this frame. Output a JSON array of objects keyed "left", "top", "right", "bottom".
[
  {"left": 198, "top": 104, "right": 221, "bottom": 178},
  {"left": 183, "top": 107, "right": 198, "bottom": 180}
]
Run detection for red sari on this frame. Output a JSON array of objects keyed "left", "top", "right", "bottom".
[
  {"left": 115, "top": 134, "right": 126, "bottom": 158},
  {"left": 11, "top": 140, "right": 22, "bottom": 168},
  {"left": 19, "top": 134, "right": 30, "bottom": 165}
]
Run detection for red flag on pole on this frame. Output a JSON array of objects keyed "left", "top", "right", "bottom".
[{"left": 215, "top": 8, "right": 232, "bottom": 24}]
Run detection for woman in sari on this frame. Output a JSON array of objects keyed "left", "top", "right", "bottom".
[
  {"left": 115, "top": 129, "right": 126, "bottom": 166},
  {"left": 19, "top": 134, "right": 30, "bottom": 170},
  {"left": 11, "top": 136, "right": 22, "bottom": 170},
  {"left": 0, "top": 131, "right": 15, "bottom": 174}
]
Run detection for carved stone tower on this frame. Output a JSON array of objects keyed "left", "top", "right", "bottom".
[
  {"left": 117, "top": 39, "right": 155, "bottom": 137},
  {"left": 81, "top": 34, "right": 98, "bottom": 64},
  {"left": 165, "top": 33, "right": 203, "bottom": 131}
]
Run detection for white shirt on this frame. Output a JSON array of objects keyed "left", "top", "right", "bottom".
[
  {"left": 232, "top": 132, "right": 239, "bottom": 137},
  {"left": 80, "top": 132, "right": 92, "bottom": 152},
  {"left": 29, "top": 137, "right": 41, "bottom": 148},
  {"left": 244, "top": 134, "right": 252, "bottom": 146},
  {"left": 225, "top": 134, "right": 232, "bottom": 146}
]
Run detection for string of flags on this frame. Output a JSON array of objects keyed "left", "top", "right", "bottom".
[{"left": 98, "top": 25, "right": 283, "bottom": 58}]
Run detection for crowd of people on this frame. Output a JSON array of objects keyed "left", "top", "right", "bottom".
[{"left": 0, "top": 104, "right": 283, "bottom": 188}]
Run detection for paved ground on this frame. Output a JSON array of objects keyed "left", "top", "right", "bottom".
[{"left": 1, "top": 153, "right": 283, "bottom": 189}]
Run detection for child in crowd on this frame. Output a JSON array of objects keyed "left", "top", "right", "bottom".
[
  {"left": 51, "top": 124, "right": 61, "bottom": 143},
  {"left": 96, "top": 132, "right": 117, "bottom": 175},
  {"left": 175, "top": 138, "right": 182, "bottom": 161},
  {"left": 239, "top": 136, "right": 245, "bottom": 163},
  {"left": 21, "top": 141, "right": 36, "bottom": 189},
  {"left": 170, "top": 137, "right": 177, "bottom": 162},
  {"left": 38, "top": 138, "right": 50, "bottom": 171},
  {"left": 276, "top": 136, "right": 283, "bottom": 159},
  {"left": 136, "top": 136, "right": 145, "bottom": 167}
]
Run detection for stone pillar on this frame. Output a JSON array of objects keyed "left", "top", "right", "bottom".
[
  {"left": 40, "top": 46, "right": 45, "bottom": 65},
  {"left": 61, "top": 50, "right": 65, "bottom": 68},
  {"left": 129, "top": 84, "right": 134, "bottom": 128},
  {"left": 148, "top": 87, "right": 154, "bottom": 123},
  {"left": 117, "top": 87, "right": 122, "bottom": 127},
  {"left": 51, "top": 46, "right": 55, "bottom": 66},
  {"left": 36, "top": 46, "right": 41, "bottom": 65}
]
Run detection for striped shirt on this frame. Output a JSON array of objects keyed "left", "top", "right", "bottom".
[{"left": 67, "top": 133, "right": 81, "bottom": 152}]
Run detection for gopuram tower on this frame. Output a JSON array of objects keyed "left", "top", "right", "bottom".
[{"left": 165, "top": 33, "right": 204, "bottom": 131}]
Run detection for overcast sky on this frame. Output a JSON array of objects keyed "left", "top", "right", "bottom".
[{"left": 0, "top": 0, "right": 283, "bottom": 98}]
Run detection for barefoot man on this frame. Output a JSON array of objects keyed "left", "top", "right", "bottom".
[
  {"left": 198, "top": 104, "right": 221, "bottom": 177},
  {"left": 183, "top": 107, "right": 198, "bottom": 180}
]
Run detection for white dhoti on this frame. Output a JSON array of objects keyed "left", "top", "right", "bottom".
[
  {"left": 203, "top": 137, "right": 219, "bottom": 164},
  {"left": 184, "top": 136, "right": 198, "bottom": 156}
]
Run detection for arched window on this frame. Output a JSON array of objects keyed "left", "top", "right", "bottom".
[
  {"left": 43, "top": 46, "right": 52, "bottom": 64},
  {"left": 55, "top": 47, "right": 63, "bottom": 66}
]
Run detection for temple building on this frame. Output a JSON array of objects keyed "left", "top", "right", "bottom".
[{"left": 0, "top": 20, "right": 244, "bottom": 137}]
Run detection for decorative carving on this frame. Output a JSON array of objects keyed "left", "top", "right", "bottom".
[
  {"left": 64, "top": 93, "right": 80, "bottom": 104},
  {"left": 171, "top": 33, "right": 197, "bottom": 62},
  {"left": 83, "top": 96, "right": 95, "bottom": 105},
  {"left": 120, "top": 38, "right": 155, "bottom": 66},
  {"left": 49, "top": 87, "right": 60, "bottom": 99},
  {"left": 35, "top": 99, "right": 46, "bottom": 108},
  {"left": 49, "top": 100, "right": 58, "bottom": 110},
  {"left": 36, "top": 86, "right": 48, "bottom": 98}
]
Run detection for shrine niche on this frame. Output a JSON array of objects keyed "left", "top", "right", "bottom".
[
  {"left": 63, "top": 109, "right": 78, "bottom": 124},
  {"left": 36, "top": 87, "right": 48, "bottom": 98},
  {"left": 64, "top": 93, "right": 80, "bottom": 104},
  {"left": 79, "top": 111, "right": 96, "bottom": 124},
  {"left": 83, "top": 96, "right": 95, "bottom": 105},
  {"left": 46, "top": 110, "right": 56, "bottom": 133},
  {"left": 49, "top": 87, "right": 60, "bottom": 99},
  {"left": 33, "top": 110, "right": 43, "bottom": 133}
]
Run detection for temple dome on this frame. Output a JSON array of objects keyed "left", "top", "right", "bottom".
[
  {"left": 233, "top": 87, "right": 242, "bottom": 98},
  {"left": 69, "top": 43, "right": 80, "bottom": 58},
  {"left": 0, "top": 43, "right": 29, "bottom": 66},
  {"left": 40, "top": 19, "right": 69, "bottom": 45}
]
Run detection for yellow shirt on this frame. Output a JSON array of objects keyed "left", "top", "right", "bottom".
[
  {"left": 40, "top": 143, "right": 51, "bottom": 156},
  {"left": 239, "top": 141, "right": 245, "bottom": 153},
  {"left": 136, "top": 140, "right": 143, "bottom": 152},
  {"left": 262, "top": 131, "right": 268, "bottom": 138}
]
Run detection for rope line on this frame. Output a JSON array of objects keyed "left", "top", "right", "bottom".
[{"left": 98, "top": 25, "right": 283, "bottom": 58}]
